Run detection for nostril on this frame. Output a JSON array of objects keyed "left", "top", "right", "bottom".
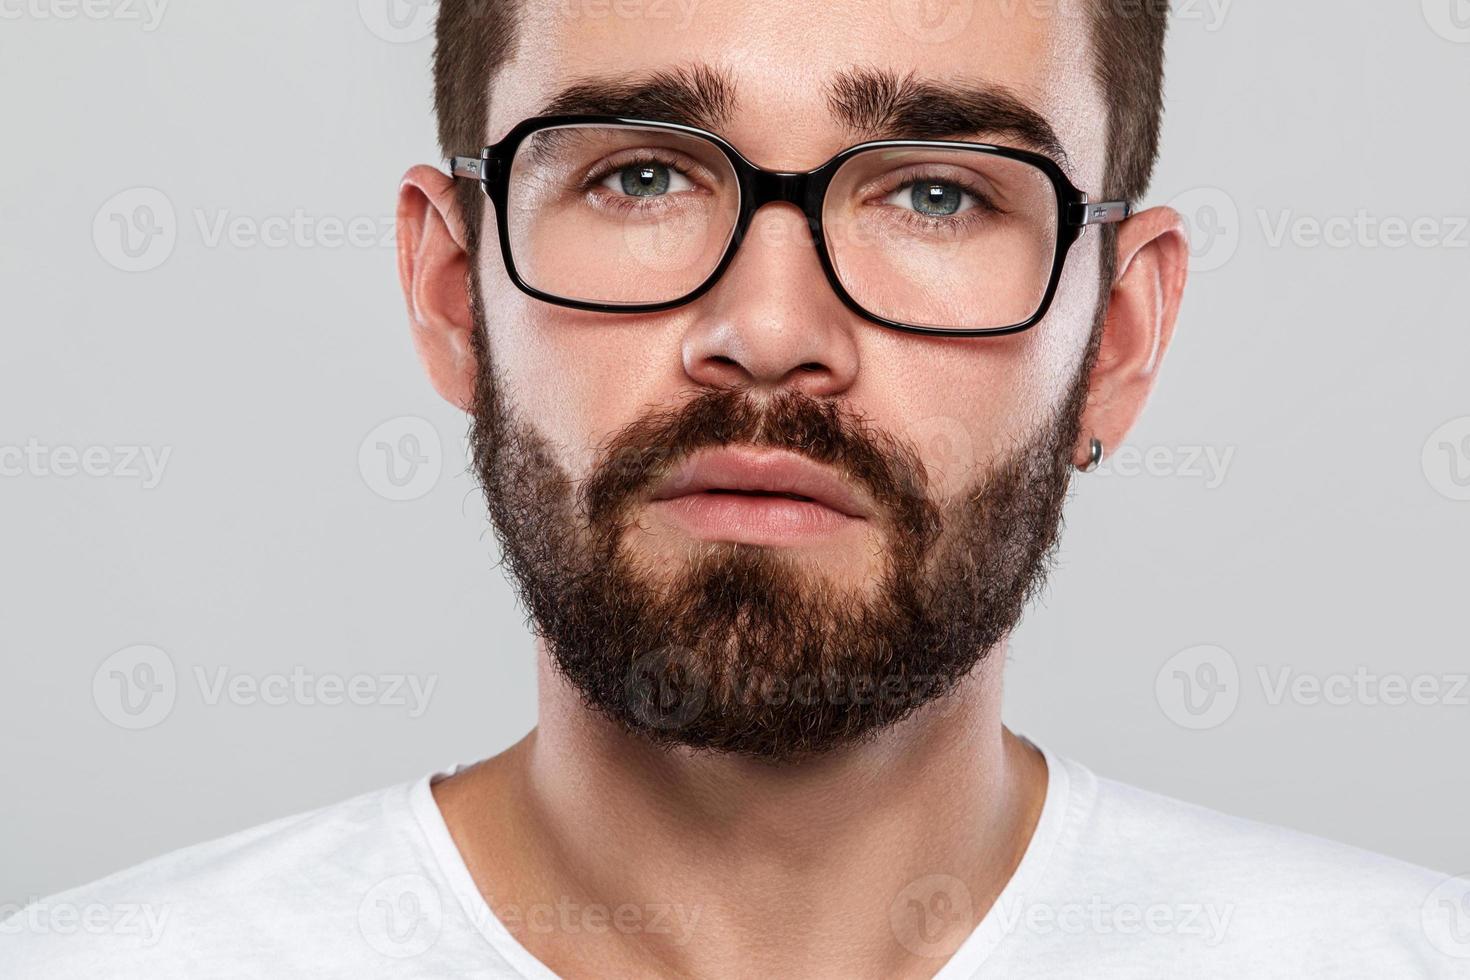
[{"left": 797, "top": 362, "right": 825, "bottom": 373}]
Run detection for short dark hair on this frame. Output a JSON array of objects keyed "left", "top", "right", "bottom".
[{"left": 433, "top": 0, "right": 1170, "bottom": 269}]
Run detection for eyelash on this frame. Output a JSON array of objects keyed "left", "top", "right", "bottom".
[
  {"left": 579, "top": 152, "right": 705, "bottom": 210},
  {"left": 873, "top": 172, "right": 1008, "bottom": 229}
]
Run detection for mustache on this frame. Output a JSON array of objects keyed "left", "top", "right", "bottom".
[{"left": 578, "top": 387, "right": 941, "bottom": 545}]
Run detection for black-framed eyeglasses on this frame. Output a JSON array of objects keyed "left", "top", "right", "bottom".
[{"left": 449, "top": 114, "right": 1131, "bottom": 337}]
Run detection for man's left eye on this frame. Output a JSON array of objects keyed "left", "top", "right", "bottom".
[{"left": 885, "top": 182, "right": 975, "bottom": 217}]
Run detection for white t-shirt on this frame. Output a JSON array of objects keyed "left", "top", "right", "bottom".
[{"left": 4, "top": 741, "right": 1468, "bottom": 978}]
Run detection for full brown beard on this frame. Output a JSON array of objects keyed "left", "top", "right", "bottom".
[{"left": 468, "top": 278, "right": 1093, "bottom": 762}]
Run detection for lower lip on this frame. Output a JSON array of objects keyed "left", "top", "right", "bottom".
[{"left": 648, "top": 492, "right": 863, "bottom": 546}]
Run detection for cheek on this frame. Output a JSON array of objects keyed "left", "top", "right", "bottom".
[
  {"left": 864, "top": 257, "right": 1098, "bottom": 502},
  {"left": 1047, "top": 232, "right": 1106, "bottom": 361},
  {"left": 876, "top": 351, "right": 1044, "bottom": 501},
  {"left": 476, "top": 256, "right": 683, "bottom": 476}
]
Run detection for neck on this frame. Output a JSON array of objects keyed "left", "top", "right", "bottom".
[{"left": 433, "top": 642, "right": 1048, "bottom": 980}]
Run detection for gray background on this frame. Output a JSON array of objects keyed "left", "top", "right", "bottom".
[{"left": 3, "top": 1, "right": 1468, "bottom": 907}]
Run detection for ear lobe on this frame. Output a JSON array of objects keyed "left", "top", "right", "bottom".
[
  {"left": 1074, "top": 205, "right": 1190, "bottom": 468},
  {"left": 397, "top": 164, "right": 477, "bottom": 411}
]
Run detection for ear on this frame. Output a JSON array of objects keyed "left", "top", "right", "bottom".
[
  {"left": 1074, "top": 206, "right": 1190, "bottom": 467},
  {"left": 396, "top": 165, "right": 476, "bottom": 411}
]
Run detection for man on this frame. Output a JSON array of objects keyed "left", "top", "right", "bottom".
[{"left": 5, "top": 1, "right": 1465, "bottom": 977}]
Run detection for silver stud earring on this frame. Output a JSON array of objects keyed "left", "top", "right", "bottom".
[{"left": 1080, "top": 437, "right": 1104, "bottom": 473}]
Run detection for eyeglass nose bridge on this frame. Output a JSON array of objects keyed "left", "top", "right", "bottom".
[{"left": 740, "top": 168, "right": 828, "bottom": 240}]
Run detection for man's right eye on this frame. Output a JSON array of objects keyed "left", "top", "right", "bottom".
[{"left": 599, "top": 162, "right": 695, "bottom": 198}]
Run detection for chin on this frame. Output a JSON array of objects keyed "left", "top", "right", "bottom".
[{"left": 620, "top": 512, "right": 888, "bottom": 595}]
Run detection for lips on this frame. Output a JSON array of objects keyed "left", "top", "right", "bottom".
[{"left": 648, "top": 447, "right": 871, "bottom": 520}]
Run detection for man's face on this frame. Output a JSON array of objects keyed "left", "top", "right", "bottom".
[{"left": 463, "top": 0, "right": 1115, "bottom": 759}]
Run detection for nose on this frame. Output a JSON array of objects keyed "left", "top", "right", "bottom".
[{"left": 681, "top": 203, "right": 860, "bottom": 398}]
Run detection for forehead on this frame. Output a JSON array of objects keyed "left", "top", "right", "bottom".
[{"left": 488, "top": 0, "right": 1107, "bottom": 189}]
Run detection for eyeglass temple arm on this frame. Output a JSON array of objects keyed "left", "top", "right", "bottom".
[
  {"left": 1071, "top": 200, "right": 1133, "bottom": 226},
  {"left": 448, "top": 156, "right": 490, "bottom": 180}
]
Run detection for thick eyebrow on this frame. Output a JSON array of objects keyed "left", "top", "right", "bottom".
[
  {"left": 534, "top": 63, "right": 736, "bottom": 132},
  {"left": 529, "top": 62, "right": 1068, "bottom": 167},
  {"left": 826, "top": 67, "right": 1070, "bottom": 165}
]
